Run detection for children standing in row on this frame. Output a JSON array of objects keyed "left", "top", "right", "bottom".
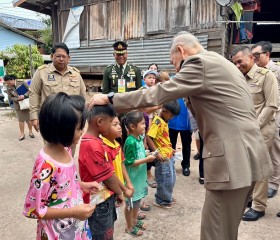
[
  {"left": 78, "top": 104, "right": 125, "bottom": 240},
  {"left": 122, "top": 111, "right": 156, "bottom": 236},
  {"left": 146, "top": 101, "right": 180, "bottom": 209},
  {"left": 23, "top": 93, "right": 99, "bottom": 240}
]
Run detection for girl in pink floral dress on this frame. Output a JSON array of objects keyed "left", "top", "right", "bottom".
[{"left": 23, "top": 93, "right": 99, "bottom": 240}]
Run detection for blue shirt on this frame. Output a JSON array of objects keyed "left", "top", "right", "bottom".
[{"left": 168, "top": 98, "right": 191, "bottom": 131}]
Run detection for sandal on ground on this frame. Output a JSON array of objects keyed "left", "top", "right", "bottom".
[
  {"left": 153, "top": 202, "right": 173, "bottom": 209},
  {"left": 135, "top": 220, "right": 147, "bottom": 230},
  {"left": 19, "top": 135, "right": 25, "bottom": 141},
  {"left": 147, "top": 179, "right": 157, "bottom": 188},
  {"left": 137, "top": 211, "right": 146, "bottom": 220},
  {"left": 29, "top": 133, "right": 35, "bottom": 138},
  {"left": 125, "top": 226, "right": 143, "bottom": 237},
  {"left": 140, "top": 202, "right": 151, "bottom": 211},
  {"left": 172, "top": 198, "right": 176, "bottom": 205}
]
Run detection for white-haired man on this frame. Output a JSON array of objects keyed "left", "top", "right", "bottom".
[{"left": 90, "top": 32, "right": 271, "bottom": 240}]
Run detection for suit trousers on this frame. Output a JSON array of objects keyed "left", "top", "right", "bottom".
[
  {"left": 201, "top": 185, "right": 254, "bottom": 240},
  {"left": 169, "top": 128, "right": 192, "bottom": 169},
  {"left": 252, "top": 131, "right": 274, "bottom": 211},
  {"left": 268, "top": 113, "right": 280, "bottom": 190}
]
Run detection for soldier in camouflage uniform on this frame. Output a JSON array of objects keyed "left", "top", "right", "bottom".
[
  {"left": 251, "top": 42, "right": 280, "bottom": 203},
  {"left": 102, "top": 41, "right": 142, "bottom": 94},
  {"left": 232, "top": 46, "right": 278, "bottom": 222}
]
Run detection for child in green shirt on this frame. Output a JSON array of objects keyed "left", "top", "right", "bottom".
[{"left": 122, "top": 111, "right": 156, "bottom": 237}]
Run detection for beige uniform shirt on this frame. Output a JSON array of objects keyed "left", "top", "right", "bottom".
[
  {"left": 29, "top": 63, "right": 86, "bottom": 120},
  {"left": 266, "top": 60, "right": 280, "bottom": 111},
  {"left": 245, "top": 64, "right": 278, "bottom": 143}
]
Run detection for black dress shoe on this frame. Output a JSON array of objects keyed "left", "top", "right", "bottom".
[
  {"left": 199, "top": 177, "right": 204, "bottom": 184},
  {"left": 193, "top": 153, "right": 200, "bottom": 160},
  {"left": 183, "top": 168, "right": 190, "bottom": 176},
  {"left": 242, "top": 208, "right": 265, "bottom": 221},
  {"left": 267, "top": 188, "right": 278, "bottom": 198},
  {"left": 277, "top": 212, "right": 280, "bottom": 217}
]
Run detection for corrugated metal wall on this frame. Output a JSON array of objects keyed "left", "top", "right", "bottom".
[
  {"left": 69, "top": 35, "right": 208, "bottom": 71},
  {"left": 191, "top": 0, "right": 222, "bottom": 29}
]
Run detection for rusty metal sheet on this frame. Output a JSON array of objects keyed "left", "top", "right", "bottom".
[{"left": 69, "top": 35, "right": 208, "bottom": 72}]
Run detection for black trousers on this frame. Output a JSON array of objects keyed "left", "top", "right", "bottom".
[{"left": 169, "top": 128, "right": 192, "bottom": 169}]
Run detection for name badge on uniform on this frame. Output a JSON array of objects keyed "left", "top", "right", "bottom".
[
  {"left": 127, "top": 81, "right": 136, "bottom": 89},
  {"left": 48, "top": 74, "right": 55, "bottom": 81},
  {"left": 118, "top": 78, "right": 125, "bottom": 93}
]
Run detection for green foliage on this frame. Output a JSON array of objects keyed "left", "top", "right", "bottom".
[
  {"left": 1, "top": 44, "right": 44, "bottom": 79},
  {"left": 39, "top": 17, "right": 53, "bottom": 54}
]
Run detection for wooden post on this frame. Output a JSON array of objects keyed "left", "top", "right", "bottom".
[{"left": 29, "top": 44, "right": 34, "bottom": 78}]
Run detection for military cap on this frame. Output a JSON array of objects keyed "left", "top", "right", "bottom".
[{"left": 113, "top": 41, "right": 128, "bottom": 54}]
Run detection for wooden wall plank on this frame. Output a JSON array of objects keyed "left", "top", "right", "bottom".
[
  {"left": 146, "top": 0, "right": 166, "bottom": 33},
  {"left": 89, "top": 3, "right": 107, "bottom": 40}
]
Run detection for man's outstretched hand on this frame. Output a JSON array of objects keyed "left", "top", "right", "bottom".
[{"left": 87, "top": 94, "right": 109, "bottom": 109}]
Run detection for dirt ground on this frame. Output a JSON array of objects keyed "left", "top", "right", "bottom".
[{"left": 1, "top": 108, "right": 280, "bottom": 240}]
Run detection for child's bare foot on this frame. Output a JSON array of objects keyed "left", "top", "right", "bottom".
[{"left": 137, "top": 211, "right": 146, "bottom": 220}]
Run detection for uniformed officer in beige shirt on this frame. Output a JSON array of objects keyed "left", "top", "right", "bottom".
[
  {"left": 30, "top": 43, "right": 86, "bottom": 131},
  {"left": 232, "top": 46, "right": 278, "bottom": 221},
  {"left": 90, "top": 32, "right": 272, "bottom": 240},
  {"left": 251, "top": 41, "right": 280, "bottom": 203}
]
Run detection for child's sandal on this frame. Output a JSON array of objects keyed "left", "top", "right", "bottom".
[
  {"left": 125, "top": 226, "right": 143, "bottom": 237},
  {"left": 136, "top": 220, "right": 147, "bottom": 230}
]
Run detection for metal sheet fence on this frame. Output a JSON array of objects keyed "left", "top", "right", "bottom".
[{"left": 69, "top": 35, "right": 208, "bottom": 71}]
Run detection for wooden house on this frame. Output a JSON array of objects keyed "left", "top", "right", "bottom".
[{"left": 13, "top": 0, "right": 280, "bottom": 90}]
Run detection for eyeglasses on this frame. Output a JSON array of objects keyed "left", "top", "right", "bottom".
[
  {"left": 53, "top": 54, "right": 69, "bottom": 59},
  {"left": 252, "top": 52, "right": 267, "bottom": 58}
]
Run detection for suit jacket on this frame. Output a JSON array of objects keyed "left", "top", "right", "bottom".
[{"left": 113, "top": 50, "right": 272, "bottom": 190}]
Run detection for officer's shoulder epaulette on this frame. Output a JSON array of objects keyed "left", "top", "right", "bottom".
[
  {"left": 38, "top": 64, "right": 47, "bottom": 70},
  {"left": 257, "top": 68, "right": 269, "bottom": 75},
  {"left": 105, "top": 64, "right": 114, "bottom": 69},
  {"left": 128, "top": 63, "right": 139, "bottom": 68},
  {"left": 155, "top": 119, "right": 161, "bottom": 125},
  {"left": 70, "top": 66, "right": 80, "bottom": 73}
]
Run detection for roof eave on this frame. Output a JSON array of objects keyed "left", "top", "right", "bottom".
[
  {"left": 0, "top": 21, "right": 44, "bottom": 44},
  {"left": 13, "top": 1, "right": 52, "bottom": 16}
]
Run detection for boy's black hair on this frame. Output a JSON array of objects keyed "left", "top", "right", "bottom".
[
  {"left": 162, "top": 101, "right": 180, "bottom": 116},
  {"left": 87, "top": 104, "right": 116, "bottom": 122},
  {"left": 39, "top": 92, "right": 86, "bottom": 147},
  {"left": 121, "top": 111, "right": 144, "bottom": 145},
  {"left": 3, "top": 75, "right": 16, "bottom": 81},
  {"left": 52, "top": 43, "right": 70, "bottom": 55}
]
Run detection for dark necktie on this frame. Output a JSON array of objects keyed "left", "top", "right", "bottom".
[{"left": 120, "top": 65, "right": 123, "bottom": 73}]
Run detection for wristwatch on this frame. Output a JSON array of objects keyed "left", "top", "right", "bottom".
[{"left": 108, "top": 92, "right": 115, "bottom": 104}]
